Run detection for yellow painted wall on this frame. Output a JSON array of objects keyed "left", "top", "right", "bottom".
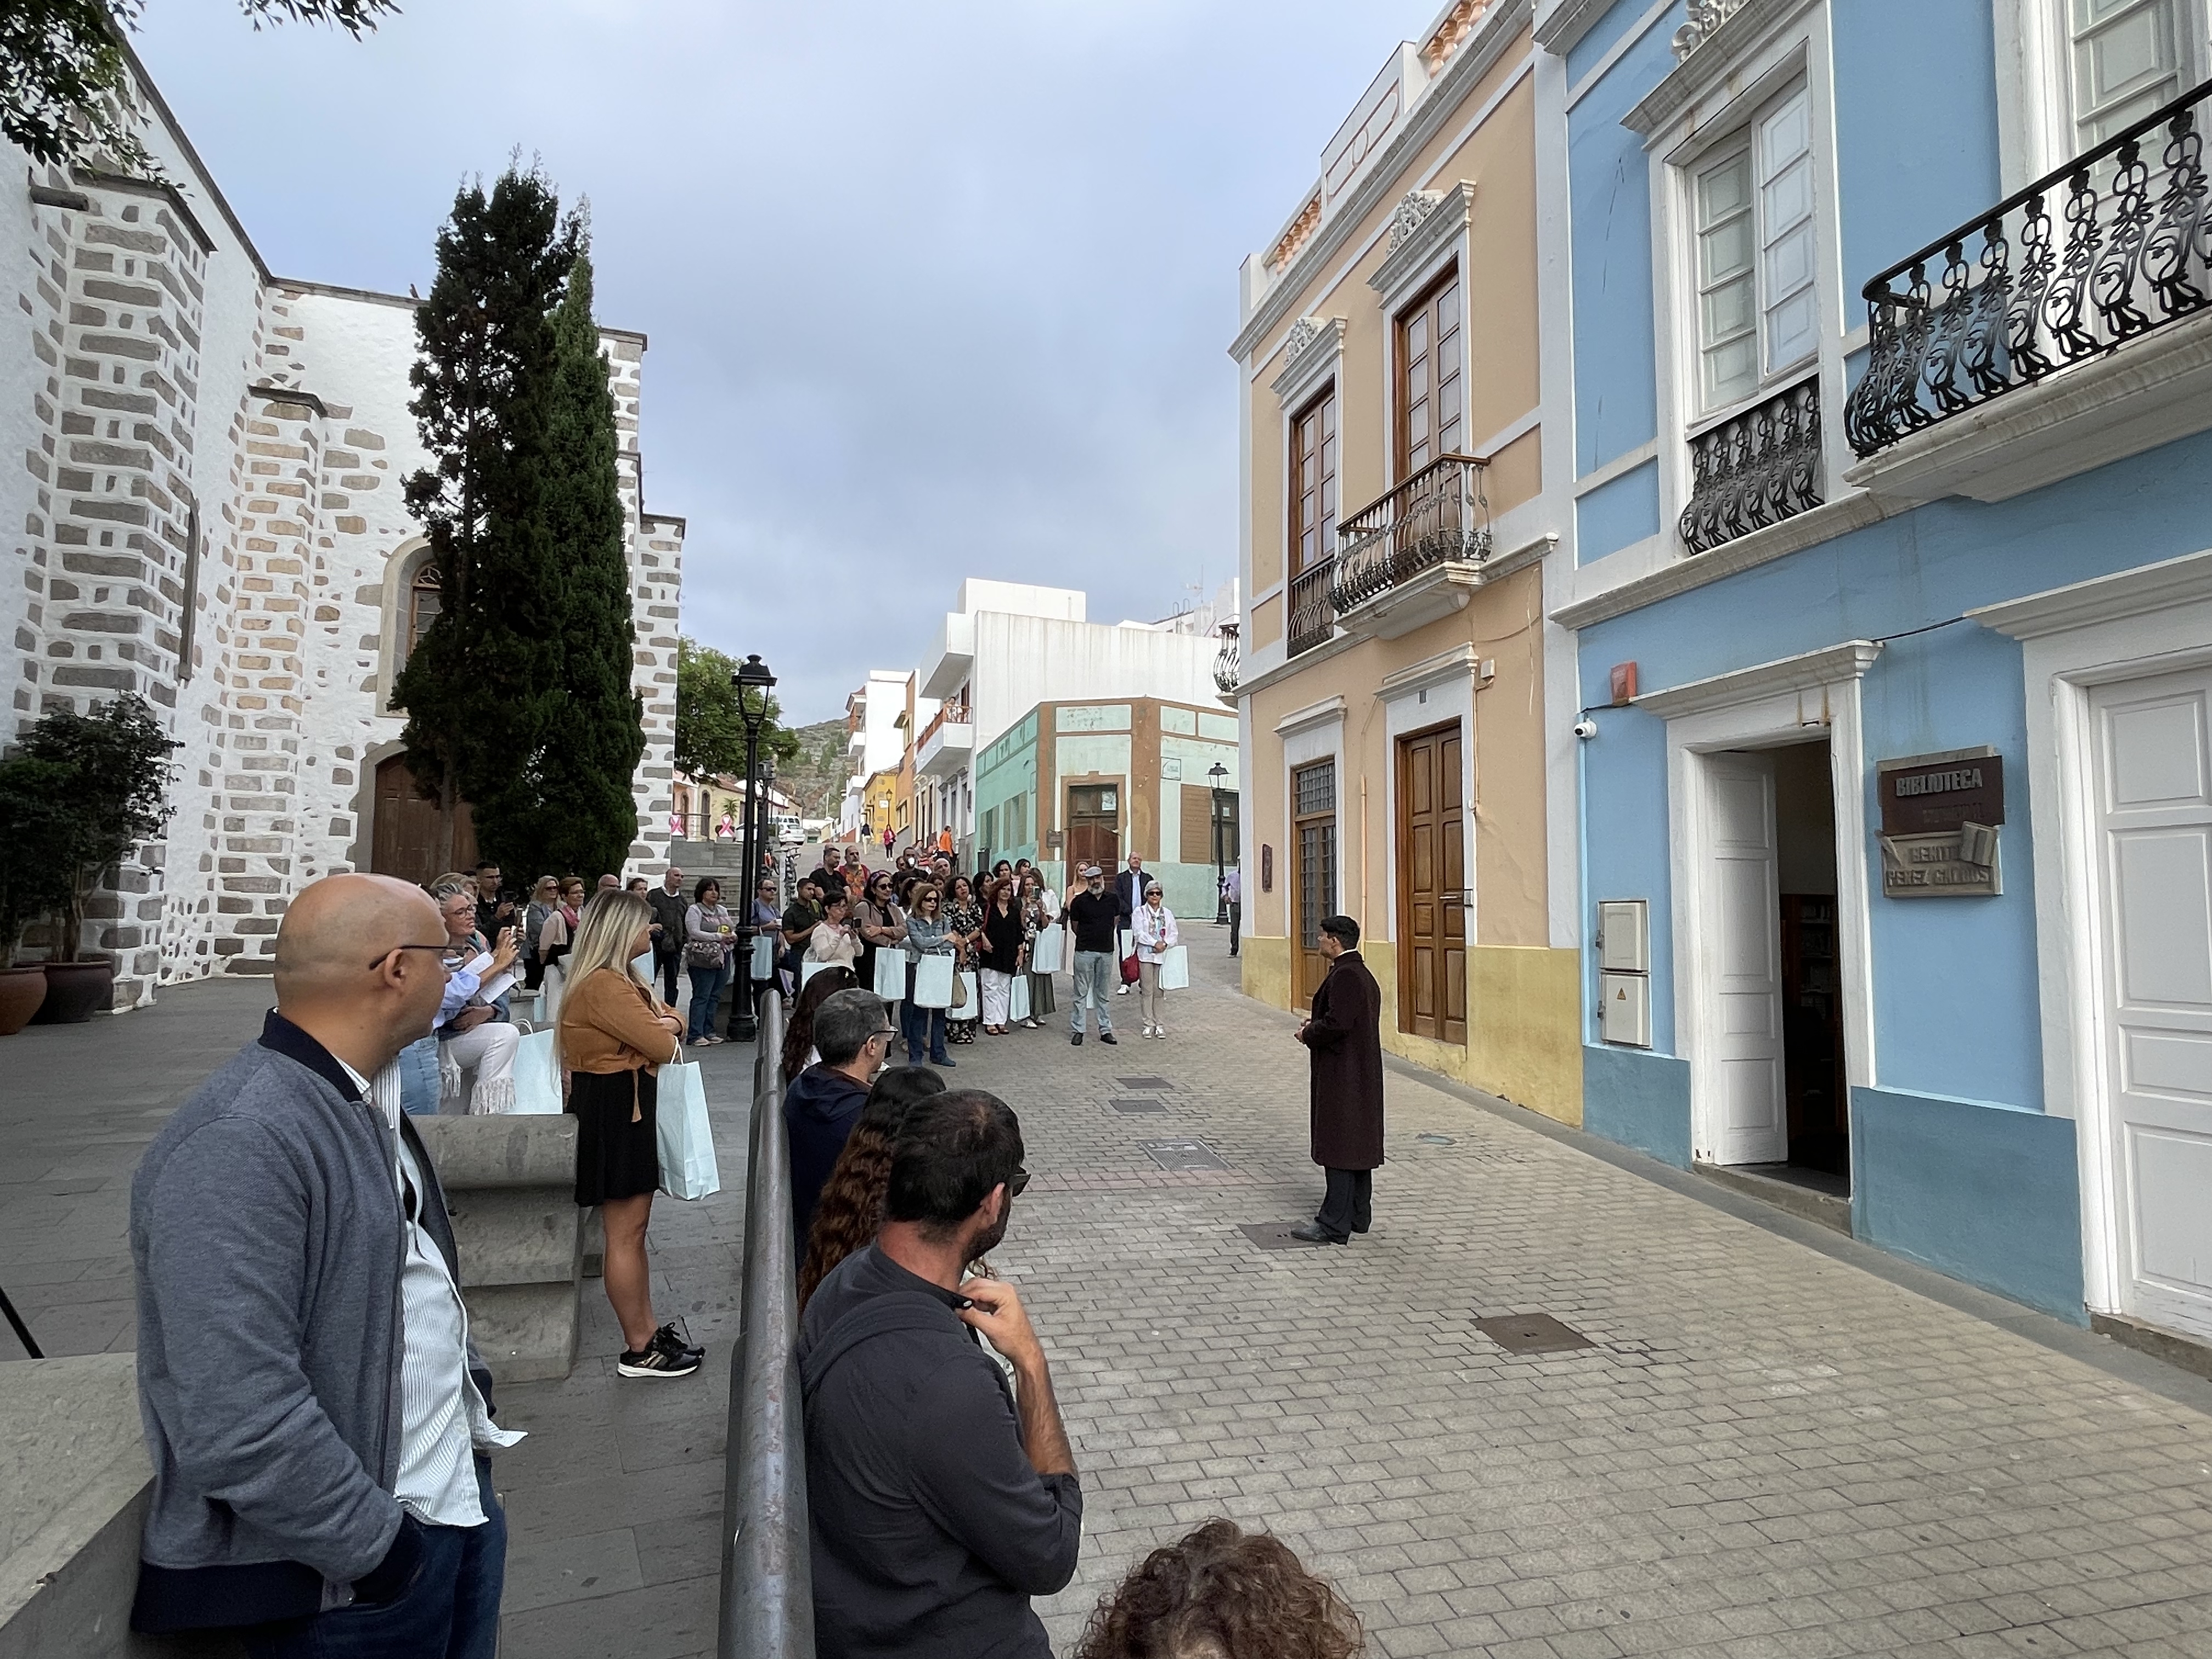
[{"left": 1242, "top": 934, "right": 1293, "bottom": 1011}]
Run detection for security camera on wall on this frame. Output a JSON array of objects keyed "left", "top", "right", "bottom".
[{"left": 1573, "top": 716, "right": 1599, "bottom": 741}]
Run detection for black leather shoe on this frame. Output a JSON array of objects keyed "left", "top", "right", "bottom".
[
  {"left": 1289, "top": 1222, "right": 1347, "bottom": 1245},
  {"left": 1070, "top": 1032, "right": 1083, "bottom": 1045},
  {"left": 1099, "top": 1031, "right": 1118, "bottom": 1045}
]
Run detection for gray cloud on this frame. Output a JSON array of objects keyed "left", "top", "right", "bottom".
[{"left": 136, "top": 0, "right": 1418, "bottom": 718}]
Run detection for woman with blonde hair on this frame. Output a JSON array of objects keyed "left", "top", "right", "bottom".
[{"left": 555, "top": 888, "right": 702, "bottom": 1379}]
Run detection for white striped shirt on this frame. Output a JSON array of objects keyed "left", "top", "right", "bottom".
[{"left": 352, "top": 1059, "right": 524, "bottom": 1530}]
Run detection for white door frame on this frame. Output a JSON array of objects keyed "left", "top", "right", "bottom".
[
  {"left": 1971, "top": 548, "right": 2212, "bottom": 1318},
  {"left": 1638, "top": 641, "right": 1882, "bottom": 1166}
]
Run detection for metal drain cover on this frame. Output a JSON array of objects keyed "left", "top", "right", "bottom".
[
  {"left": 1117, "top": 1076, "right": 1174, "bottom": 1091},
  {"left": 1240, "top": 1222, "right": 1330, "bottom": 1250},
  {"left": 1414, "top": 1133, "right": 1455, "bottom": 1146},
  {"left": 1111, "top": 1096, "right": 1167, "bottom": 1114},
  {"left": 1139, "top": 1138, "right": 1228, "bottom": 1171},
  {"left": 1475, "top": 1313, "right": 1597, "bottom": 1355}
]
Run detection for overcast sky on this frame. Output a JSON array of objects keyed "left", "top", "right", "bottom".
[{"left": 135, "top": 0, "right": 1420, "bottom": 723}]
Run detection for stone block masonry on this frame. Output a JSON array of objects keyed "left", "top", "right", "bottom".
[{"left": 2, "top": 58, "right": 686, "bottom": 1010}]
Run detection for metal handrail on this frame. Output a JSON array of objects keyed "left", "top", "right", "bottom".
[
  {"left": 718, "top": 989, "right": 814, "bottom": 1658},
  {"left": 1329, "top": 453, "right": 1491, "bottom": 613}
]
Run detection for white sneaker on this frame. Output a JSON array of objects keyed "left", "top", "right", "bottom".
[
  {"left": 1143, "top": 1022, "right": 1156, "bottom": 1037},
  {"left": 1115, "top": 985, "right": 1130, "bottom": 995},
  {"left": 1154, "top": 1025, "right": 1166, "bottom": 1037}
]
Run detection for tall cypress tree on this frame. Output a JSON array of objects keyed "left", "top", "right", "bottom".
[
  {"left": 393, "top": 163, "right": 579, "bottom": 871},
  {"left": 531, "top": 247, "right": 644, "bottom": 879}
]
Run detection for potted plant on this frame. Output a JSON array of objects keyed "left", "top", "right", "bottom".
[
  {"left": 9, "top": 696, "right": 178, "bottom": 1024},
  {"left": 0, "top": 755, "right": 74, "bottom": 1034}
]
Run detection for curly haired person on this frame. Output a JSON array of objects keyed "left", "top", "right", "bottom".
[{"left": 1074, "top": 1519, "right": 1364, "bottom": 1659}]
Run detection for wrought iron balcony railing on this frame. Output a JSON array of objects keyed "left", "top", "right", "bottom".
[
  {"left": 1679, "top": 376, "right": 1823, "bottom": 553},
  {"left": 1844, "top": 76, "right": 2212, "bottom": 459},
  {"left": 1330, "top": 453, "right": 1492, "bottom": 612},
  {"left": 1214, "top": 620, "right": 1240, "bottom": 694},
  {"left": 1288, "top": 560, "right": 1336, "bottom": 657}
]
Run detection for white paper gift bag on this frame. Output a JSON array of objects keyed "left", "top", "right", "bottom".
[
  {"left": 800, "top": 958, "right": 843, "bottom": 988},
  {"left": 631, "top": 950, "right": 656, "bottom": 984},
  {"left": 912, "top": 953, "right": 955, "bottom": 1008},
  {"left": 751, "top": 934, "right": 775, "bottom": 978},
  {"left": 1028, "top": 924, "right": 1064, "bottom": 974},
  {"left": 872, "top": 947, "right": 907, "bottom": 1000},
  {"left": 655, "top": 1056, "right": 720, "bottom": 1201},
  {"left": 955, "top": 970, "right": 978, "bottom": 1015},
  {"left": 512, "top": 1029, "right": 563, "bottom": 1114},
  {"left": 1008, "top": 973, "right": 1031, "bottom": 1022},
  {"left": 1158, "top": 945, "right": 1190, "bottom": 991}
]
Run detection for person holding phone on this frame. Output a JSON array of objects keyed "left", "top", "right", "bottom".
[{"left": 430, "top": 881, "right": 522, "bottom": 1114}]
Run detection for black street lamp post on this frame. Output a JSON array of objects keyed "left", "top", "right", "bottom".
[
  {"left": 1208, "top": 761, "right": 1230, "bottom": 924},
  {"left": 727, "top": 653, "right": 776, "bottom": 1044}
]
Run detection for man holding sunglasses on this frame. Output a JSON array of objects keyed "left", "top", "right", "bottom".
[
  {"left": 129, "top": 873, "right": 520, "bottom": 1657},
  {"left": 801, "top": 1089, "right": 1080, "bottom": 1659}
]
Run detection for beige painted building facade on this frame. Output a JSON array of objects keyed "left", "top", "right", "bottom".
[{"left": 1226, "top": 0, "right": 1581, "bottom": 1122}]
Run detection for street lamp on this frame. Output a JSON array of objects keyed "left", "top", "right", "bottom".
[
  {"left": 727, "top": 654, "right": 776, "bottom": 1045},
  {"left": 1208, "top": 761, "right": 1230, "bottom": 924}
]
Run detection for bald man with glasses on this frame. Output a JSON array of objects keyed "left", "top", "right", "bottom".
[{"left": 129, "top": 873, "right": 521, "bottom": 1657}]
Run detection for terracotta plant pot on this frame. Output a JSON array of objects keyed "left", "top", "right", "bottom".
[
  {"left": 0, "top": 966, "right": 47, "bottom": 1035},
  {"left": 30, "top": 958, "right": 116, "bottom": 1025}
]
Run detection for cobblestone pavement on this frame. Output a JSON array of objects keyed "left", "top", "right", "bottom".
[
  {"left": 935, "top": 941, "right": 2212, "bottom": 1659},
  {"left": 12, "top": 952, "right": 2212, "bottom": 1659}
]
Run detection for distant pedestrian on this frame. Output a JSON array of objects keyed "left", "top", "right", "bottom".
[
  {"left": 1112, "top": 854, "right": 1144, "bottom": 995},
  {"left": 975, "top": 874, "right": 1026, "bottom": 1035},
  {"left": 1290, "top": 916, "right": 1384, "bottom": 1246},
  {"left": 1131, "top": 880, "right": 1179, "bottom": 1039},
  {"left": 1225, "top": 864, "right": 1242, "bottom": 957},
  {"left": 472, "top": 860, "right": 514, "bottom": 941},
  {"left": 1072, "top": 1519, "right": 1363, "bottom": 1659},
  {"left": 945, "top": 875, "right": 984, "bottom": 1045},
  {"left": 1017, "top": 868, "right": 1053, "bottom": 1030},
  {"left": 683, "top": 877, "right": 736, "bottom": 1046},
  {"left": 796, "top": 1065, "right": 947, "bottom": 1310},
  {"left": 430, "top": 881, "right": 521, "bottom": 1114},
  {"left": 785, "top": 989, "right": 898, "bottom": 1246},
  {"left": 900, "top": 883, "right": 958, "bottom": 1066},
  {"left": 555, "top": 889, "right": 702, "bottom": 1378},
  {"left": 1064, "top": 865, "right": 1119, "bottom": 1046},
  {"left": 522, "top": 875, "right": 560, "bottom": 991},
  {"left": 648, "top": 865, "right": 690, "bottom": 1006},
  {"left": 128, "top": 873, "right": 521, "bottom": 1657},
  {"left": 808, "top": 892, "right": 865, "bottom": 972},
  {"left": 800, "top": 1090, "right": 1081, "bottom": 1659},
  {"left": 855, "top": 870, "right": 906, "bottom": 1003},
  {"left": 537, "top": 876, "right": 586, "bottom": 1024},
  {"left": 597, "top": 873, "right": 622, "bottom": 894}
]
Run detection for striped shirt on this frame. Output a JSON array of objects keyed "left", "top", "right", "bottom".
[{"left": 353, "top": 1059, "right": 524, "bottom": 1530}]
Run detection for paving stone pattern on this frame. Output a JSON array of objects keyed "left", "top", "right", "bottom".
[
  {"left": 941, "top": 949, "right": 2212, "bottom": 1659},
  {"left": 11, "top": 955, "right": 2212, "bottom": 1659}
]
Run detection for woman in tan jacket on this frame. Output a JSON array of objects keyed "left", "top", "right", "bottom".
[{"left": 556, "top": 889, "right": 702, "bottom": 1379}]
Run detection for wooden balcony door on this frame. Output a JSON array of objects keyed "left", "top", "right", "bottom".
[
  {"left": 1396, "top": 723, "right": 1466, "bottom": 1044},
  {"left": 1293, "top": 759, "right": 1338, "bottom": 1009},
  {"left": 1065, "top": 783, "right": 1120, "bottom": 872},
  {"left": 1395, "top": 269, "right": 1463, "bottom": 477}
]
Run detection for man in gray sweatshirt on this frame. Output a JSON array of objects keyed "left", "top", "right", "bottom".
[{"left": 129, "top": 873, "right": 520, "bottom": 1658}]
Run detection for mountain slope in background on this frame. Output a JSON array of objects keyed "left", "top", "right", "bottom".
[{"left": 776, "top": 717, "right": 851, "bottom": 822}]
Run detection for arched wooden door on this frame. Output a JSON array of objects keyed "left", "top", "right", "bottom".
[{"left": 371, "top": 754, "right": 477, "bottom": 886}]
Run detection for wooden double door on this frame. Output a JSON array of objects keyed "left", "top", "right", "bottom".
[
  {"left": 1065, "top": 783, "right": 1120, "bottom": 872},
  {"left": 1396, "top": 723, "right": 1466, "bottom": 1045},
  {"left": 371, "top": 754, "right": 477, "bottom": 887}
]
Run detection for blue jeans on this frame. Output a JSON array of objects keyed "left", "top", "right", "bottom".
[
  {"left": 902, "top": 997, "right": 949, "bottom": 1063},
  {"left": 1070, "top": 950, "right": 1114, "bottom": 1035},
  {"left": 244, "top": 1458, "right": 505, "bottom": 1659},
  {"left": 396, "top": 1035, "right": 442, "bottom": 1117},
  {"left": 686, "top": 961, "right": 728, "bottom": 1043}
]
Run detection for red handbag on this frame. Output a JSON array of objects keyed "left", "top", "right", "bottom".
[{"left": 1120, "top": 949, "right": 1141, "bottom": 985}]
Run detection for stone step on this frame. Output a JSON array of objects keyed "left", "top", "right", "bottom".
[{"left": 1691, "top": 1160, "right": 1852, "bottom": 1235}]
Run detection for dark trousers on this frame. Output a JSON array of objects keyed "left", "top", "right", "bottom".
[
  {"left": 245, "top": 1458, "right": 505, "bottom": 1659},
  {"left": 656, "top": 946, "right": 681, "bottom": 1006},
  {"left": 1314, "top": 1167, "right": 1372, "bottom": 1240},
  {"left": 902, "top": 998, "right": 949, "bottom": 1063},
  {"left": 1228, "top": 900, "right": 1242, "bottom": 955}
]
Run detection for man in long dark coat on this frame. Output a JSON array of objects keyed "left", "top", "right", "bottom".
[{"left": 1291, "top": 915, "right": 1384, "bottom": 1244}]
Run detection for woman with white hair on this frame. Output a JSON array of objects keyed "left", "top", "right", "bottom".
[
  {"left": 429, "top": 879, "right": 522, "bottom": 1111},
  {"left": 1132, "top": 878, "right": 1180, "bottom": 1039},
  {"left": 556, "top": 888, "right": 702, "bottom": 1379}
]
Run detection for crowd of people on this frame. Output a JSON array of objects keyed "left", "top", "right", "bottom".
[{"left": 118, "top": 834, "right": 1374, "bottom": 1659}]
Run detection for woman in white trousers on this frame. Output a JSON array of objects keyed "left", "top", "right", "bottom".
[{"left": 1132, "top": 881, "right": 1180, "bottom": 1037}]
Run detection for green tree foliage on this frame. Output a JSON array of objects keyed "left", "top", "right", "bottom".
[
  {"left": 2, "top": 1, "right": 396, "bottom": 173},
  {"left": 4, "top": 694, "right": 178, "bottom": 962},
  {"left": 390, "top": 162, "right": 579, "bottom": 872},
  {"left": 0, "top": 758, "right": 76, "bottom": 962},
  {"left": 524, "top": 249, "right": 645, "bottom": 879},
  {"left": 674, "top": 636, "right": 800, "bottom": 784}
]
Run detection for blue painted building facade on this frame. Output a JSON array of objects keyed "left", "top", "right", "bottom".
[{"left": 1543, "top": 0, "right": 2212, "bottom": 1341}]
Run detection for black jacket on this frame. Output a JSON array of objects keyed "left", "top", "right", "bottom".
[
  {"left": 783, "top": 1064, "right": 870, "bottom": 1245},
  {"left": 646, "top": 884, "right": 689, "bottom": 953},
  {"left": 799, "top": 1246, "right": 1081, "bottom": 1659}
]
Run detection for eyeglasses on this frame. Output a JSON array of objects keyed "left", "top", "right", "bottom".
[
  {"left": 373, "top": 944, "right": 470, "bottom": 970},
  {"left": 1007, "top": 1168, "right": 1031, "bottom": 1198},
  {"left": 871, "top": 1028, "right": 900, "bottom": 1043}
]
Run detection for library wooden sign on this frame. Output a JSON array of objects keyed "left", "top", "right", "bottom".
[{"left": 1877, "top": 747, "right": 2004, "bottom": 898}]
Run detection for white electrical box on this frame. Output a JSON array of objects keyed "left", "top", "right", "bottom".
[
  {"left": 1600, "top": 971, "right": 1651, "bottom": 1047},
  {"left": 1597, "top": 899, "right": 1649, "bottom": 973}
]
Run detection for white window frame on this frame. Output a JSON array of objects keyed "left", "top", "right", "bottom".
[
  {"left": 1637, "top": 2, "right": 1851, "bottom": 560},
  {"left": 1685, "top": 81, "right": 1818, "bottom": 414},
  {"left": 1996, "top": 0, "right": 2210, "bottom": 192}
]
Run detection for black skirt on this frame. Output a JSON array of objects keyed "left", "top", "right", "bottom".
[{"left": 569, "top": 1066, "right": 660, "bottom": 1206}]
